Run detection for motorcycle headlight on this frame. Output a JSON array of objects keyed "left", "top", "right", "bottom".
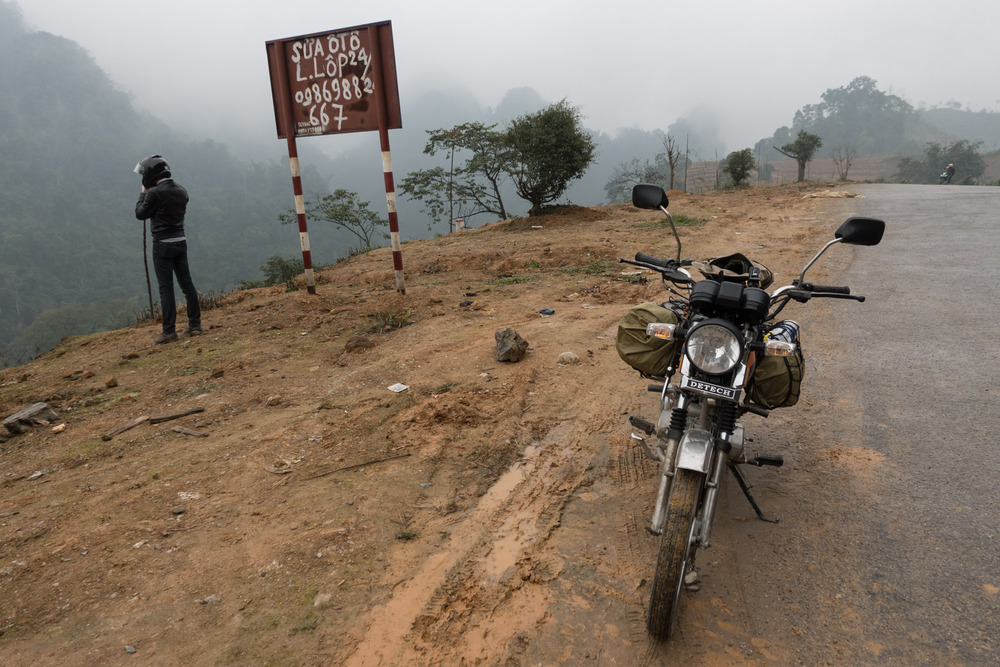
[{"left": 685, "top": 321, "right": 743, "bottom": 375}]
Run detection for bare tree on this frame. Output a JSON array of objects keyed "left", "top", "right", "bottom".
[
  {"left": 831, "top": 143, "right": 858, "bottom": 181},
  {"left": 662, "top": 134, "right": 682, "bottom": 191},
  {"left": 604, "top": 158, "right": 665, "bottom": 203}
]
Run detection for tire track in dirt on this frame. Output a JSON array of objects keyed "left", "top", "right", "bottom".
[{"left": 343, "top": 419, "right": 595, "bottom": 665}]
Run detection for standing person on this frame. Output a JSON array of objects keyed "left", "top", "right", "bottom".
[{"left": 134, "top": 155, "right": 202, "bottom": 344}]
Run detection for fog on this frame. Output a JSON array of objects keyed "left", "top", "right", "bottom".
[{"left": 17, "top": 0, "right": 1000, "bottom": 159}]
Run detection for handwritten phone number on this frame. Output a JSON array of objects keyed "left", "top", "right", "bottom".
[{"left": 289, "top": 32, "right": 375, "bottom": 131}]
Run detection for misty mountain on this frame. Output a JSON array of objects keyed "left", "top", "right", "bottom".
[
  {"left": 751, "top": 76, "right": 1000, "bottom": 163},
  {"left": 0, "top": 2, "right": 355, "bottom": 364}
]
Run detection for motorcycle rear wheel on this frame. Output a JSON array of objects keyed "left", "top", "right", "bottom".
[{"left": 647, "top": 468, "right": 702, "bottom": 640}]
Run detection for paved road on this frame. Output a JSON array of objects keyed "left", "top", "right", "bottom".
[
  {"left": 821, "top": 183, "right": 1000, "bottom": 662},
  {"left": 661, "top": 183, "right": 1000, "bottom": 664}
]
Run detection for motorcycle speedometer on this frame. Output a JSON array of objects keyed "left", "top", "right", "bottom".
[{"left": 685, "top": 320, "right": 743, "bottom": 375}]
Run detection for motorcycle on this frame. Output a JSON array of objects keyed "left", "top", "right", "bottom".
[{"left": 617, "top": 184, "right": 885, "bottom": 640}]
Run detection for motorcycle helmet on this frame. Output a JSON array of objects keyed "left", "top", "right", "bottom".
[{"left": 134, "top": 155, "right": 171, "bottom": 188}]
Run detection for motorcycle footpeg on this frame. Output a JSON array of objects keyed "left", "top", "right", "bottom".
[
  {"left": 629, "top": 416, "right": 655, "bottom": 435},
  {"left": 747, "top": 454, "right": 783, "bottom": 467}
]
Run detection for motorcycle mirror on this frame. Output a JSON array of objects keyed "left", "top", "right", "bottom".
[
  {"left": 632, "top": 184, "right": 669, "bottom": 210},
  {"left": 835, "top": 217, "right": 885, "bottom": 246}
]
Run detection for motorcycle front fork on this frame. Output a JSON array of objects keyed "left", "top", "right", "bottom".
[
  {"left": 638, "top": 393, "right": 782, "bottom": 548},
  {"left": 645, "top": 392, "right": 736, "bottom": 550}
]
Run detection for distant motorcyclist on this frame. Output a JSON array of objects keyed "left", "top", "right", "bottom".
[{"left": 940, "top": 163, "right": 956, "bottom": 185}]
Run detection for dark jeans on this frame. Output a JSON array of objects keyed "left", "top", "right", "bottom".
[{"left": 152, "top": 240, "right": 201, "bottom": 334}]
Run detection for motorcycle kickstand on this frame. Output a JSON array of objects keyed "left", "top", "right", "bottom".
[{"left": 729, "top": 465, "right": 779, "bottom": 523}]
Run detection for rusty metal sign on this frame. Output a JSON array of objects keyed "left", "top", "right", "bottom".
[
  {"left": 266, "top": 21, "right": 401, "bottom": 138},
  {"left": 265, "top": 21, "right": 406, "bottom": 294}
]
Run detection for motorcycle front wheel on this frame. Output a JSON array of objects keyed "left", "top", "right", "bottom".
[{"left": 647, "top": 467, "right": 702, "bottom": 640}]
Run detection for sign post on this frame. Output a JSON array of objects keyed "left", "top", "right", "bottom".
[{"left": 266, "top": 21, "right": 404, "bottom": 294}]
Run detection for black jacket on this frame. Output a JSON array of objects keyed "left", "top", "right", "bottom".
[{"left": 135, "top": 179, "right": 189, "bottom": 241}]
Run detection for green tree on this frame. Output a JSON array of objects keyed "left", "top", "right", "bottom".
[
  {"left": 504, "top": 100, "right": 597, "bottom": 215},
  {"left": 399, "top": 122, "right": 510, "bottom": 231},
  {"left": 722, "top": 148, "right": 756, "bottom": 186},
  {"left": 261, "top": 255, "right": 304, "bottom": 285},
  {"left": 279, "top": 190, "right": 388, "bottom": 255},
  {"left": 775, "top": 130, "right": 823, "bottom": 182}
]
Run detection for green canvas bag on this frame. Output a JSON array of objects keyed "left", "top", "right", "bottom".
[
  {"left": 616, "top": 302, "right": 680, "bottom": 377},
  {"left": 749, "top": 321, "right": 805, "bottom": 408}
]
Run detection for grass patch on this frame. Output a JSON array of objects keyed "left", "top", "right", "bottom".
[
  {"left": 563, "top": 259, "right": 611, "bottom": 276},
  {"left": 290, "top": 615, "right": 317, "bottom": 635},
  {"left": 68, "top": 392, "right": 121, "bottom": 413},
  {"left": 493, "top": 274, "right": 535, "bottom": 286},
  {"left": 639, "top": 213, "right": 705, "bottom": 230},
  {"left": 366, "top": 310, "right": 413, "bottom": 335},
  {"left": 614, "top": 273, "right": 649, "bottom": 284},
  {"left": 62, "top": 439, "right": 116, "bottom": 461}
]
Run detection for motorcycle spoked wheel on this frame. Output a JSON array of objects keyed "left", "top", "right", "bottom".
[{"left": 647, "top": 468, "right": 703, "bottom": 640}]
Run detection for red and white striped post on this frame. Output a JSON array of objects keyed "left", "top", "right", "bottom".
[
  {"left": 378, "top": 140, "right": 405, "bottom": 294},
  {"left": 370, "top": 24, "right": 405, "bottom": 294},
  {"left": 271, "top": 41, "right": 316, "bottom": 294},
  {"left": 286, "top": 136, "right": 316, "bottom": 294}
]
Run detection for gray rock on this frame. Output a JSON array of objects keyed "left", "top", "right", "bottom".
[
  {"left": 557, "top": 351, "right": 580, "bottom": 365},
  {"left": 495, "top": 328, "right": 529, "bottom": 362},
  {"left": 4, "top": 402, "right": 59, "bottom": 435}
]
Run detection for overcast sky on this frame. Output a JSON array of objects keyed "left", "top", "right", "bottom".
[{"left": 16, "top": 0, "right": 1000, "bottom": 155}]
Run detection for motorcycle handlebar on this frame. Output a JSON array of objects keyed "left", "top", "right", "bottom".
[
  {"left": 808, "top": 284, "right": 851, "bottom": 295},
  {"left": 634, "top": 252, "right": 673, "bottom": 269},
  {"left": 786, "top": 289, "right": 865, "bottom": 302},
  {"left": 618, "top": 257, "right": 691, "bottom": 284}
]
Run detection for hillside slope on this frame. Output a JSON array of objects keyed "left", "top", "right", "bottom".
[{"left": 1, "top": 184, "right": 848, "bottom": 664}]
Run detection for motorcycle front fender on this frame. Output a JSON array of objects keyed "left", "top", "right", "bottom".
[{"left": 675, "top": 427, "right": 714, "bottom": 473}]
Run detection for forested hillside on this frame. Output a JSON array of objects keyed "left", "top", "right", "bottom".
[{"left": 0, "top": 4, "right": 351, "bottom": 365}]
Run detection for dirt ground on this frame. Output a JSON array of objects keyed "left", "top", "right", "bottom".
[{"left": 0, "top": 183, "right": 858, "bottom": 665}]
